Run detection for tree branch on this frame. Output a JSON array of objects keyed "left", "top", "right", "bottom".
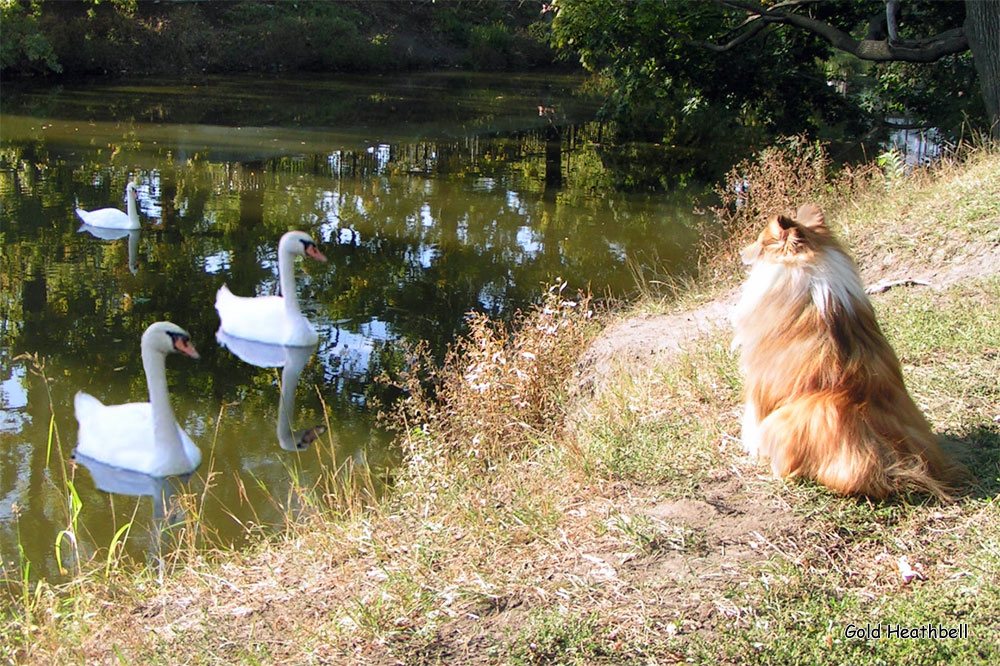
[
  {"left": 886, "top": 0, "right": 901, "bottom": 45},
  {"left": 864, "top": 9, "right": 888, "bottom": 41},
  {"left": 663, "top": 20, "right": 769, "bottom": 53},
  {"left": 705, "top": 0, "right": 968, "bottom": 62}
]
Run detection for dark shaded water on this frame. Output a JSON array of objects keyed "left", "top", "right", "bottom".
[{"left": 0, "top": 72, "right": 707, "bottom": 582}]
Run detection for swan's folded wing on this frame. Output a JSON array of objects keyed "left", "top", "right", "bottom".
[
  {"left": 75, "top": 207, "right": 132, "bottom": 229},
  {"left": 215, "top": 286, "right": 296, "bottom": 344},
  {"left": 75, "top": 400, "right": 157, "bottom": 471}
]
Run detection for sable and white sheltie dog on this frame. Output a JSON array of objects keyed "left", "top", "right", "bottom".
[{"left": 731, "top": 203, "right": 964, "bottom": 499}]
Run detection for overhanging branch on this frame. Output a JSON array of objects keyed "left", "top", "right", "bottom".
[
  {"left": 677, "top": 0, "right": 970, "bottom": 63},
  {"left": 662, "top": 20, "right": 769, "bottom": 53}
]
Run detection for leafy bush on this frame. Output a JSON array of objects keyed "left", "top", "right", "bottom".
[
  {"left": 1, "top": 0, "right": 61, "bottom": 74},
  {"left": 217, "top": 2, "right": 373, "bottom": 73},
  {"left": 1, "top": 0, "right": 555, "bottom": 77},
  {"left": 464, "top": 22, "right": 515, "bottom": 70},
  {"left": 702, "top": 136, "right": 836, "bottom": 279}
]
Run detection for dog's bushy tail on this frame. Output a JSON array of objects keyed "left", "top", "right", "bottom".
[{"left": 759, "top": 392, "right": 967, "bottom": 500}]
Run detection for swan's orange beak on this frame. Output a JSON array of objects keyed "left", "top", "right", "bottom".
[
  {"left": 306, "top": 244, "right": 327, "bottom": 262},
  {"left": 174, "top": 337, "right": 200, "bottom": 359}
]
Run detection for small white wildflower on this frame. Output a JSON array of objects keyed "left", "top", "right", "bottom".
[
  {"left": 898, "top": 555, "right": 925, "bottom": 583},
  {"left": 366, "top": 568, "right": 389, "bottom": 582}
]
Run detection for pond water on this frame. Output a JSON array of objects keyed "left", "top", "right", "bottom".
[{"left": 0, "top": 72, "right": 708, "bottom": 583}]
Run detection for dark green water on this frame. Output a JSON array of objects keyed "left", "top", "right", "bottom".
[{"left": 0, "top": 72, "right": 706, "bottom": 583}]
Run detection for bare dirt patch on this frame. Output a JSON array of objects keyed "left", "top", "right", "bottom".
[
  {"left": 576, "top": 290, "right": 738, "bottom": 395},
  {"left": 579, "top": 239, "right": 1000, "bottom": 395},
  {"left": 624, "top": 471, "right": 804, "bottom": 607},
  {"left": 860, "top": 241, "right": 1000, "bottom": 292}
]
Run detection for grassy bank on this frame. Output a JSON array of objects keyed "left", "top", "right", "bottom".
[{"left": 2, "top": 143, "right": 998, "bottom": 665}]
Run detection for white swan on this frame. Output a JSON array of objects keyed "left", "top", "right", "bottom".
[
  {"left": 74, "top": 321, "right": 202, "bottom": 477},
  {"left": 75, "top": 181, "right": 140, "bottom": 230},
  {"left": 75, "top": 454, "right": 183, "bottom": 521},
  {"left": 215, "top": 230, "right": 328, "bottom": 346}
]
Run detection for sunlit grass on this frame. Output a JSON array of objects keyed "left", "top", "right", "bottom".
[{"left": 573, "top": 339, "right": 739, "bottom": 491}]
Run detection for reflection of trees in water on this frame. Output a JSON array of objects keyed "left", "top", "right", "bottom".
[
  {"left": 1, "top": 131, "right": 702, "bottom": 505},
  {"left": 1, "top": 122, "right": 700, "bottom": 371},
  {"left": 0, "top": 109, "right": 708, "bottom": 582}
]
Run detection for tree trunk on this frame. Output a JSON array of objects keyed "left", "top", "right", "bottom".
[{"left": 965, "top": 0, "right": 1000, "bottom": 137}]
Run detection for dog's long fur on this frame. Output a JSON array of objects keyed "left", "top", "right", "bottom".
[{"left": 732, "top": 203, "right": 964, "bottom": 499}]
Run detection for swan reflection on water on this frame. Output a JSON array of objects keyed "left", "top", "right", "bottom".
[
  {"left": 216, "top": 330, "right": 327, "bottom": 451},
  {"left": 73, "top": 453, "right": 188, "bottom": 575},
  {"left": 74, "top": 453, "right": 187, "bottom": 520},
  {"left": 77, "top": 224, "right": 141, "bottom": 275}
]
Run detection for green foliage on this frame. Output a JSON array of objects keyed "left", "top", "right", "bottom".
[
  {"left": 550, "top": 0, "right": 982, "bottom": 142},
  {"left": 0, "top": 0, "right": 555, "bottom": 77},
  {"left": 550, "top": 0, "right": 850, "bottom": 141},
  {"left": 465, "top": 22, "right": 516, "bottom": 70},
  {"left": 214, "top": 2, "right": 372, "bottom": 73},
  {"left": 0, "top": 0, "right": 61, "bottom": 74},
  {"left": 867, "top": 54, "right": 986, "bottom": 134},
  {"left": 862, "top": 1, "right": 985, "bottom": 133},
  {"left": 877, "top": 148, "right": 907, "bottom": 179}
]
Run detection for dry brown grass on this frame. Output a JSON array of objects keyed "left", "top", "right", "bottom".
[
  {"left": 702, "top": 135, "right": 879, "bottom": 285},
  {"left": 388, "top": 279, "right": 598, "bottom": 462}
]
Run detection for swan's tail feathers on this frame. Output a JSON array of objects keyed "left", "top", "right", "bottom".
[
  {"left": 215, "top": 284, "right": 235, "bottom": 312},
  {"left": 73, "top": 391, "right": 105, "bottom": 419}
]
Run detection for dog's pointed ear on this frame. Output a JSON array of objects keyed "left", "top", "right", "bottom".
[
  {"left": 766, "top": 214, "right": 797, "bottom": 237},
  {"left": 795, "top": 203, "right": 825, "bottom": 229}
]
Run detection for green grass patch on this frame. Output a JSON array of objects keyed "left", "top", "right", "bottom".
[
  {"left": 576, "top": 337, "right": 740, "bottom": 492},
  {"left": 876, "top": 277, "right": 1000, "bottom": 494},
  {"left": 702, "top": 513, "right": 1000, "bottom": 666}
]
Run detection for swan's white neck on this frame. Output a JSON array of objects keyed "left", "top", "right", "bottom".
[
  {"left": 278, "top": 246, "right": 303, "bottom": 316},
  {"left": 142, "top": 345, "right": 185, "bottom": 455},
  {"left": 276, "top": 366, "right": 296, "bottom": 450},
  {"left": 126, "top": 187, "right": 139, "bottom": 226}
]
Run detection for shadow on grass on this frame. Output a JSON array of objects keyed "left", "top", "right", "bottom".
[{"left": 944, "top": 423, "right": 1000, "bottom": 499}]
